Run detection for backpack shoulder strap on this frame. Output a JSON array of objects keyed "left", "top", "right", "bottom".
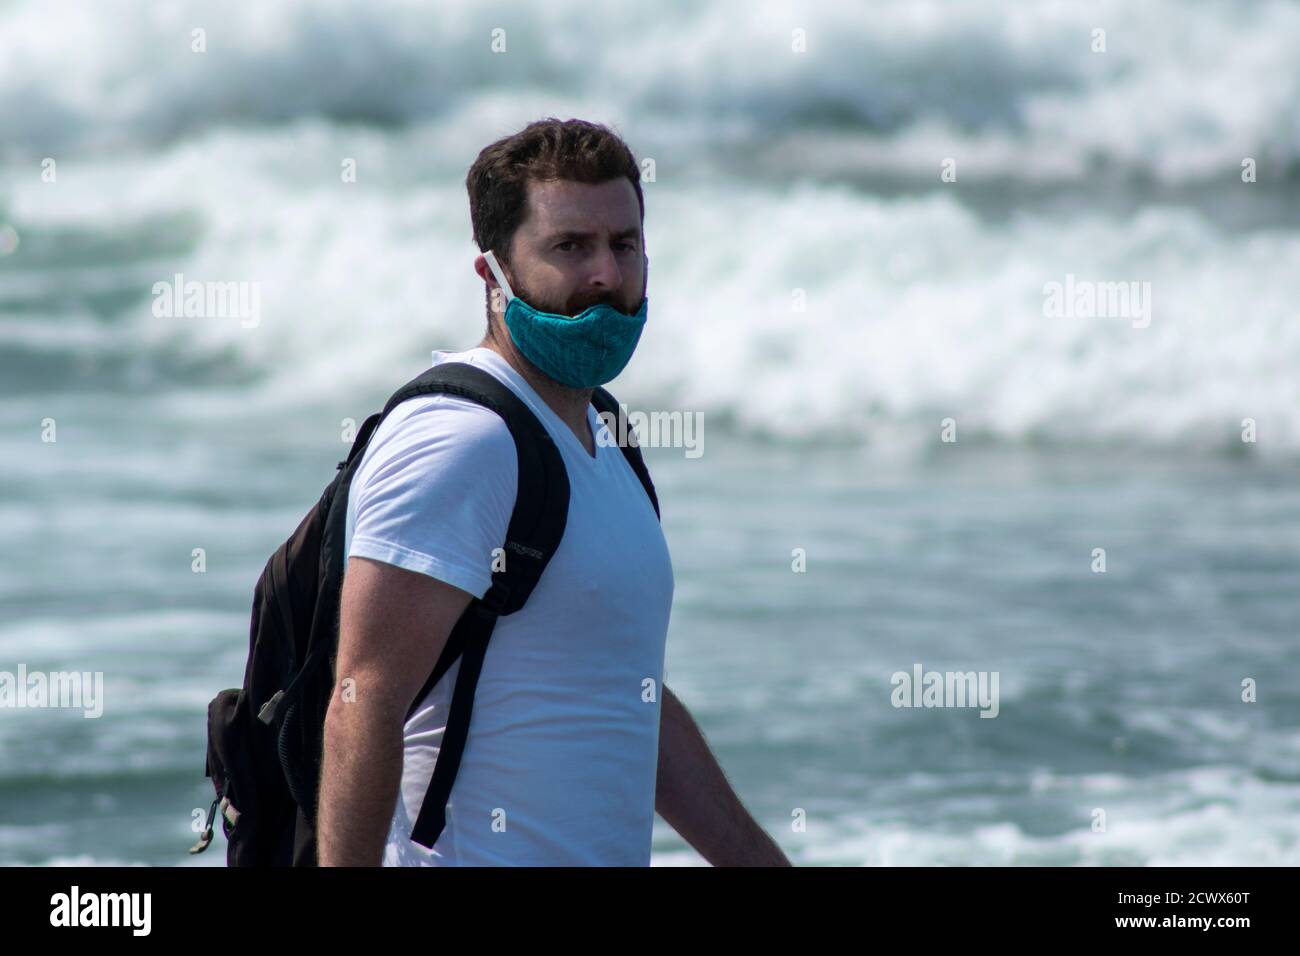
[
  {"left": 590, "top": 386, "right": 660, "bottom": 521},
  {"left": 330, "top": 361, "right": 570, "bottom": 616},
  {"left": 393, "top": 362, "right": 571, "bottom": 615}
]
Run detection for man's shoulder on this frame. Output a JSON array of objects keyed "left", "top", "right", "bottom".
[
  {"left": 351, "top": 389, "right": 519, "bottom": 500},
  {"left": 372, "top": 390, "right": 516, "bottom": 456}
]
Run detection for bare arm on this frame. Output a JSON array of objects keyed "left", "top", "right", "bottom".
[
  {"left": 655, "top": 684, "right": 792, "bottom": 866},
  {"left": 317, "top": 556, "right": 473, "bottom": 866}
]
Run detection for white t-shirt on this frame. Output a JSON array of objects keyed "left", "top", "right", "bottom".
[{"left": 342, "top": 346, "right": 674, "bottom": 866}]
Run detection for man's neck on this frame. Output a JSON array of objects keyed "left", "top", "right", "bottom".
[{"left": 475, "top": 332, "right": 596, "bottom": 455}]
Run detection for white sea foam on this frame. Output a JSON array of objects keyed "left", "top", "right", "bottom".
[
  {"left": 752, "top": 766, "right": 1300, "bottom": 865},
  {"left": 8, "top": 126, "right": 1297, "bottom": 455},
  {"left": 2, "top": 0, "right": 1297, "bottom": 184}
]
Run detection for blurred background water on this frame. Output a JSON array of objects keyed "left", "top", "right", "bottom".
[{"left": 1, "top": 0, "right": 1298, "bottom": 865}]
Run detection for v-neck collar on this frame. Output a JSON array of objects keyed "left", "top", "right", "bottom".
[{"left": 433, "top": 347, "right": 602, "bottom": 464}]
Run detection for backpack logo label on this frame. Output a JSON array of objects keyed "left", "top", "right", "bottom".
[{"left": 505, "top": 540, "right": 544, "bottom": 560}]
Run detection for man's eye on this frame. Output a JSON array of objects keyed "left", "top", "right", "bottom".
[{"left": 557, "top": 241, "right": 579, "bottom": 252}]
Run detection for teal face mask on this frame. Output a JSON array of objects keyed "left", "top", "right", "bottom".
[{"left": 483, "top": 249, "right": 648, "bottom": 388}]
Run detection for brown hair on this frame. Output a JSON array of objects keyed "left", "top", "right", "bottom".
[{"left": 465, "top": 117, "right": 644, "bottom": 267}]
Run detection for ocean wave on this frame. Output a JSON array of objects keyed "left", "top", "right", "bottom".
[
  {"left": 794, "top": 766, "right": 1300, "bottom": 865},
  {"left": 7, "top": 123, "right": 1297, "bottom": 455},
  {"left": 2, "top": 0, "right": 1298, "bottom": 182}
]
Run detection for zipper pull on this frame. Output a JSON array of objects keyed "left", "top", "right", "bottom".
[
  {"left": 189, "top": 796, "right": 220, "bottom": 854},
  {"left": 257, "top": 689, "right": 285, "bottom": 725}
]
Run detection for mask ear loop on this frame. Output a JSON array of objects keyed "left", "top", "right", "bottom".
[{"left": 482, "top": 250, "right": 515, "bottom": 302}]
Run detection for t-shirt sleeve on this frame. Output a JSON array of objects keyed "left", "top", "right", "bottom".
[{"left": 346, "top": 394, "right": 518, "bottom": 600}]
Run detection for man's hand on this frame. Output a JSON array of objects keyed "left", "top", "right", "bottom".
[
  {"left": 656, "top": 685, "right": 792, "bottom": 866},
  {"left": 317, "top": 556, "right": 473, "bottom": 866}
]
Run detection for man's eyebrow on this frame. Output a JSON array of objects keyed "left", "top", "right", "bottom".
[{"left": 545, "top": 228, "right": 642, "bottom": 243}]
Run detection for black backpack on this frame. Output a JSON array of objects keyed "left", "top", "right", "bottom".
[{"left": 194, "top": 361, "right": 659, "bottom": 865}]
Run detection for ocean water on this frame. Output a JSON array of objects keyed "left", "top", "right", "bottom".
[{"left": 1, "top": 0, "right": 1298, "bottom": 866}]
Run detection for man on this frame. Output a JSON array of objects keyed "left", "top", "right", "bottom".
[{"left": 317, "top": 118, "right": 790, "bottom": 866}]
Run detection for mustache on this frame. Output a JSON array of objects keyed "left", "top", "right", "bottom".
[
  {"left": 509, "top": 279, "right": 634, "bottom": 315},
  {"left": 569, "top": 294, "right": 622, "bottom": 312}
]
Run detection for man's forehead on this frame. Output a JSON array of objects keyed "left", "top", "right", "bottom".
[{"left": 520, "top": 178, "right": 640, "bottom": 234}]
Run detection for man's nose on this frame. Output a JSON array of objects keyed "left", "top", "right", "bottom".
[{"left": 586, "top": 245, "right": 624, "bottom": 290}]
